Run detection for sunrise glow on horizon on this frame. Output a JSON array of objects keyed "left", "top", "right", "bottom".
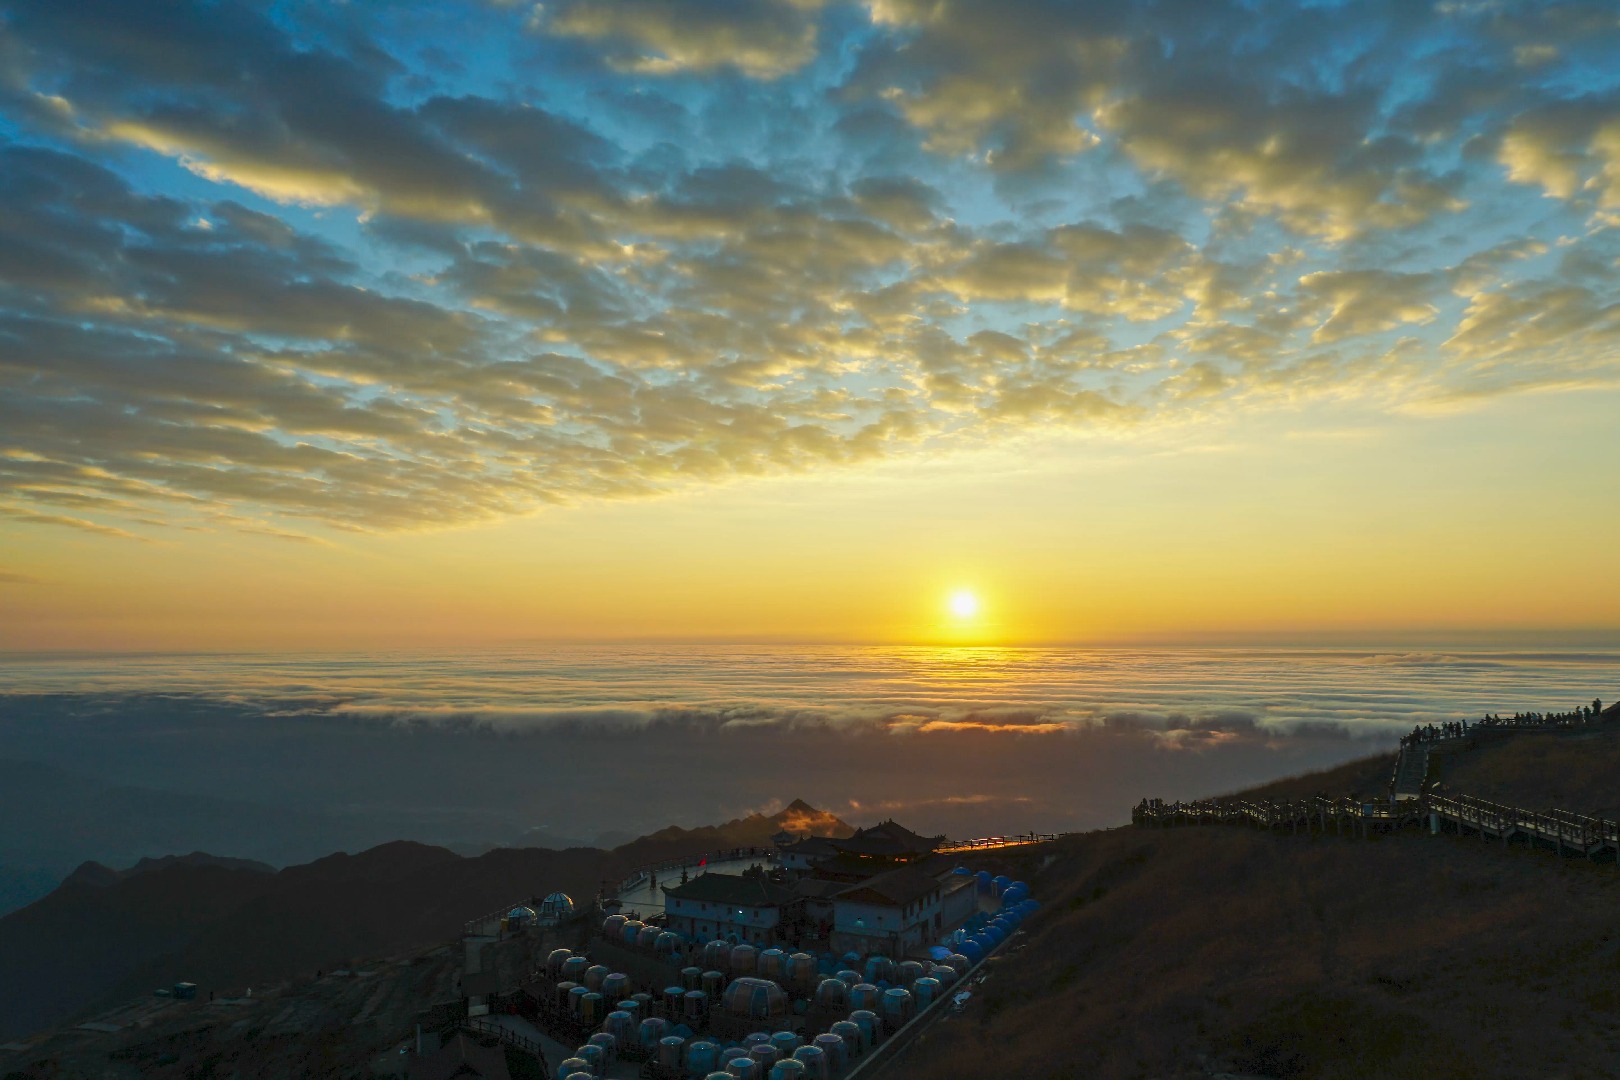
[{"left": 1, "top": 1, "right": 1618, "bottom": 652}]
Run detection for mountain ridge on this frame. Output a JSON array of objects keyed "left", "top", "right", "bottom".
[
  {"left": 64, "top": 852, "right": 277, "bottom": 889},
  {"left": 0, "top": 798, "right": 850, "bottom": 1042}
]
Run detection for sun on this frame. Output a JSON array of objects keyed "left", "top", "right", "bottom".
[{"left": 948, "top": 589, "right": 980, "bottom": 619}]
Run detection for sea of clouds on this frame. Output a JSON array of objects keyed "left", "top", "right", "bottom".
[{"left": 2, "top": 645, "right": 1614, "bottom": 858}]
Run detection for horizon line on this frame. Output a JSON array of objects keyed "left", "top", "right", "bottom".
[{"left": 4, "top": 626, "right": 1620, "bottom": 658}]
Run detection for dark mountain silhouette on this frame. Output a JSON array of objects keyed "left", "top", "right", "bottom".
[
  {"left": 609, "top": 798, "right": 854, "bottom": 866},
  {"left": 0, "top": 859, "right": 283, "bottom": 1044},
  {"left": 507, "top": 825, "right": 591, "bottom": 851},
  {"left": 0, "top": 799, "right": 847, "bottom": 1042},
  {"left": 0, "top": 757, "right": 350, "bottom": 916},
  {"left": 64, "top": 852, "right": 276, "bottom": 888}
]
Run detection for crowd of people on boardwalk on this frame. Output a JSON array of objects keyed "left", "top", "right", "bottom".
[
  {"left": 1401, "top": 699, "right": 1606, "bottom": 747},
  {"left": 1402, "top": 720, "right": 1470, "bottom": 746}
]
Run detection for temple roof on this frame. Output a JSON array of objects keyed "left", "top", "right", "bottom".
[
  {"left": 663, "top": 872, "right": 798, "bottom": 907},
  {"left": 831, "top": 866, "right": 941, "bottom": 909},
  {"left": 791, "top": 877, "right": 847, "bottom": 899},
  {"left": 827, "top": 819, "right": 944, "bottom": 857}
]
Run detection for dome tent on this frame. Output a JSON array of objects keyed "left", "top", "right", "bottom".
[
  {"left": 720, "top": 977, "right": 789, "bottom": 1020},
  {"left": 539, "top": 892, "right": 576, "bottom": 924}
]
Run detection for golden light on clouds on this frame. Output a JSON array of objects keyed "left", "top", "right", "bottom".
[{"left": 1, "top": 0, "right": 1620, "bottom": 649}]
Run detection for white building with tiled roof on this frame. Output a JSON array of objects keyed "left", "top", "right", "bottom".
[{"left": 662, "top": 872, "right": 798, "bottom": 946}]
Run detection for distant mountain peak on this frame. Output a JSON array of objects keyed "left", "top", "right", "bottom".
[
  {"left": 62, "top": 853, "right": 275, "bottom": 891},
  {"left": 771, "top": 799, "right": 853, "bottom": 838},
  {"left": 63, "top": 861, "right": 120, "bottom": 889},
  {"left": 610, "top": 800, "right": 854, "bottom": 864}
]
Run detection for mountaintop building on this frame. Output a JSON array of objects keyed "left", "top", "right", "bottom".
[
  {"left": 832, "top": 819, "right": 944, "bottom": 858},
  {"left": 661, "top": 872, "right": 799, "bottom": 946},
  {"left": 661, "top": 817, "right": 970, "bottom": 955},
  {"left": 828, "top": 864, "right": 976, "bottom": 956},
  {"left": 808, "top": 819, "right": 946, "bottom": 883}
]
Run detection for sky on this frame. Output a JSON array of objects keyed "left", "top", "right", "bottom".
[{"left": 1, "top": 0, "right": 1619, "bottom": 649}]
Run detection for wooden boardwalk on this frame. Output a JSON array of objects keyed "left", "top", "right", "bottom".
[
  {"left": 1135, "top": 705, "right": 1620, "bottom": 865},
  {"left": 1134, "top": 790, "right": 1620, "bottom": 862},
  {"left": 1133, "top": 794, "right": 1405, "bottom": 837},
  {"left": 1427, "top": 793, "right": 1620, "bottom": 858},
  {"left": 1389, "top": 741, "right": 1429, "bottom": 800}
]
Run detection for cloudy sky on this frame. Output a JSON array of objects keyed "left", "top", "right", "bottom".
[{"left": 1, "top": 0, "right": 1618, "bottom": 648}]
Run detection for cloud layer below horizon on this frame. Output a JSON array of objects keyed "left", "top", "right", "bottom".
[
  {"left": 3, "top": 0, "right": 1620, "bottom": 541},
  {"left": 1, "top": 645, "right": 1613, "bottom": 840}
]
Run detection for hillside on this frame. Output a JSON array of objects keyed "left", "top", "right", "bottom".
[
  {"left": 1, "top": 941, "right": 465, "bottom": 1079},
  {"left": 1436, "top": 725, "right": 1620, "bottom": 818},
  {"left": 1211, "top": 751, "right": 1394, "bottom": 803},
  {"left": 0, "top": 800, "right": 846, "bottom": 1043},
  {"left": 0, "top": 841, "right": 607, "bottom": 1043},
  {"left": 899, "top": 730, "right": 1620, "bottom": 1079}
]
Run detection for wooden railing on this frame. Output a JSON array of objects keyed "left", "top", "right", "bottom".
[
  {"left": 463, "top": 907, "right": 515, "bottom": 936},
  {"left": 465, "top": 1015, "right": 549, "bottom": 1071},
  {"left": 1134, "top": 791, "right": 1619, "bottom": 844},
  {"left": 1133, "top": 796, "right": 1401, "bottom": 831},
  {"left": 1428, "top": 794, "right": 1620, "bottom": 853},
  {"left": 939, "top": 833, "right": 1062, "bottom": 851},
  {"left": 1399, "top": 708, "right": 1610, "bottom": 751},
  {"left": 1134, "top": 704, "right": 1620, "bottom": 862}
]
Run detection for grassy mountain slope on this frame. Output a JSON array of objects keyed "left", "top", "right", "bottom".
[
  {"left": 901, "top": 732, "right": 1620, "bottom": 1079},
  {"left": 1437, "top": 726, "right": 1620, "bottom": 818}
]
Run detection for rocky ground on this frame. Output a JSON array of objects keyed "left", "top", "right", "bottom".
[{"left": 1, "top": 944, "right": 461, "bottom": 1079}]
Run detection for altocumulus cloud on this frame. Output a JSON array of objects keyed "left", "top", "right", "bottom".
[{"left": 0, "top": 0, "right": 1618, "bottom": 536}]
